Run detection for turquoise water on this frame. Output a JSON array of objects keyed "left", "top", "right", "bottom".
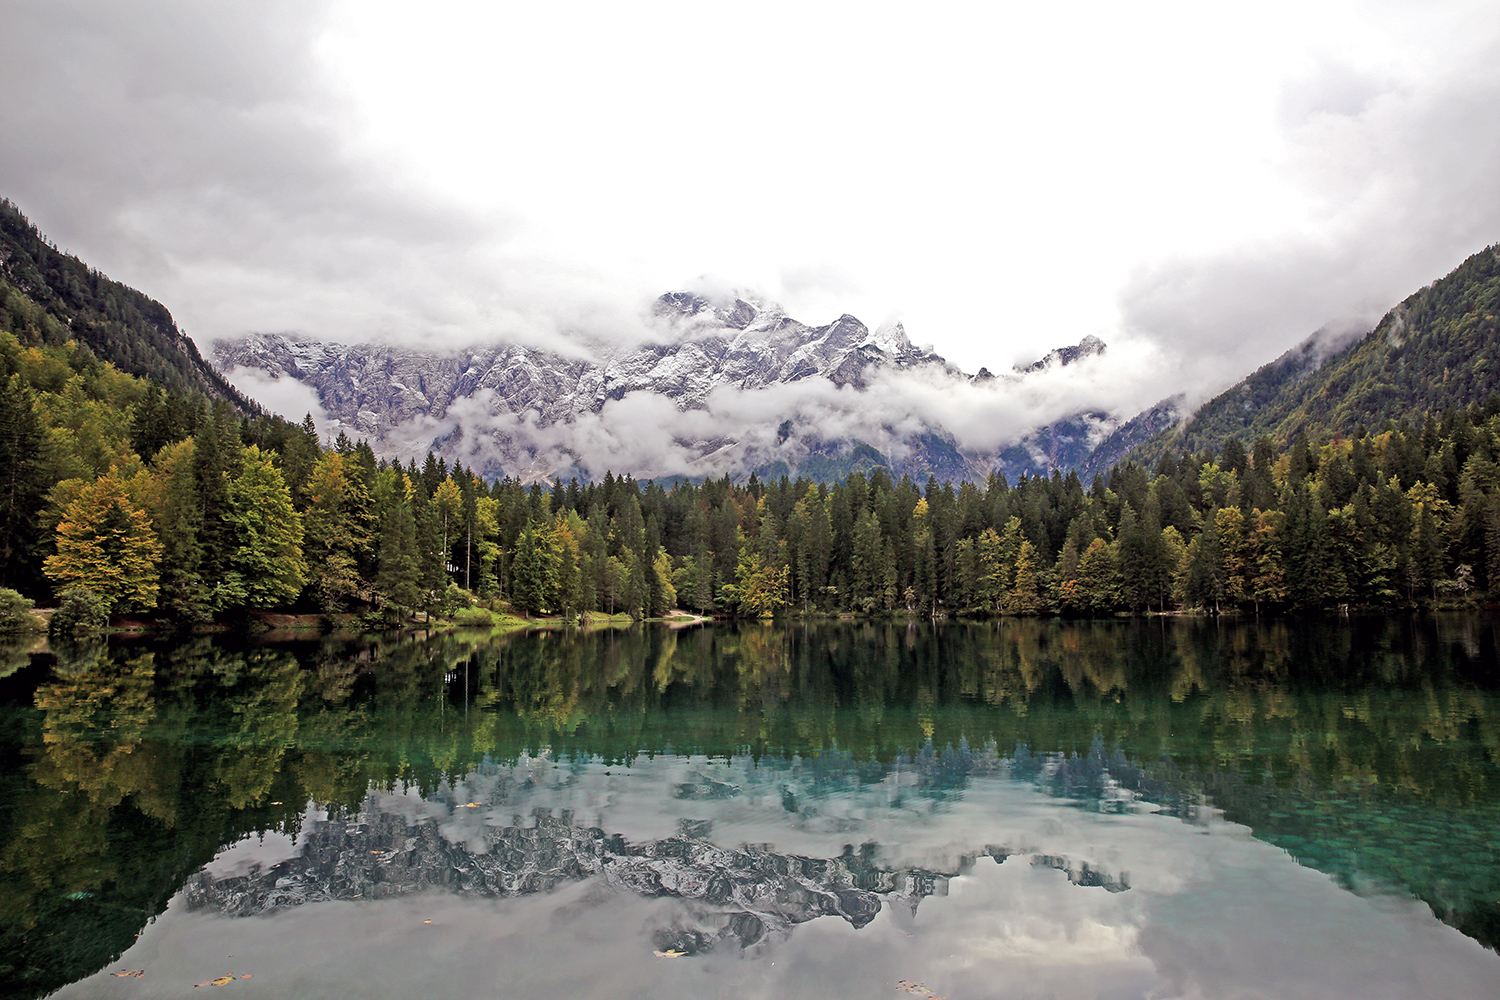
[{"left": 2, "top": 617, "right": 1498, "bottom": 999}]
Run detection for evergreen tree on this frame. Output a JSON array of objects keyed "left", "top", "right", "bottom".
[
  {"left": 1005, "top": 540, "right": 1042, "bottom": 614},
  {"left": 1182, "top": 518, "right": 1225, "bottom": 612},
  {"left": 300, "top": 451, "right": 371, "bottom": 613},
  {"left": 511, "top": 523, "right": 559, "bottom": 615},
  {"left": 142, "top": 438, "right": 209, "bottom": 621},
  {"left": 0, "top": 374, "right": 48, "bottom": 591},
  {"left": 374, "top": 478, "right": 421, "bottom": 621}
]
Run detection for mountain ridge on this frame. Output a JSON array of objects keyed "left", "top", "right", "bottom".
[
  {"left": 0, "top": 199, "right": 251, "bottom": 407},
  {"left": 1120, "top": 243, "right": 1500, "bottom": 467},
  {"left": 214, "top": 293, "right": 1114, "bottom": 484}
]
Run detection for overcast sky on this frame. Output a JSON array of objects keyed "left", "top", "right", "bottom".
[{"left": 3, "top": 0, "right": 1500, "bottom": 410}]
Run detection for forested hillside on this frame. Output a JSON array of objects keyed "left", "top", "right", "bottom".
[
  {"left": 0, "top": 200, "right": 249, "bottom": 405},
  {"left": 1133, "top": 245, "right": 1500, "bottom": 463}
]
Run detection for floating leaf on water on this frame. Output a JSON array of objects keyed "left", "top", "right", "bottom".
[
  {"left": 653, "top": 949, "right": 687, "bottom": 958},
  {"left": 463, "top": 802, "right": 481, "bottom": 808},
  {"left": 110, "top": 970, "right": 145, "bottom": 978},
  {"left": 896, "top": 981, "right": 945, "bottom": 998},
  {"left": 192, "top": 976, "right": 240, "bottom": 987},
  {"left": 424, "top": 920, "right": 432, "bottom": 924}
]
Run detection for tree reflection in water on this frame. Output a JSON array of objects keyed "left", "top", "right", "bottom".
[{"left": 0, "top": 615, "right": 1498, "bottom": 998}]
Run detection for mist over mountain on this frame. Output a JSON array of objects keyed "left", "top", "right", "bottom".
[
  {"left": 1119, "top": 242, "right": 1500, "bottom": 468},
  {"left": 0, "top": 199, "right": 248, "bottom": 406},
  {"left": 214, "top": 292, "right": 1127, "bottom": 484}
]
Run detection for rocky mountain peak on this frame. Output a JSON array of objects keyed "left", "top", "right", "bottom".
[
  {"left": 1014, "top": 334, "right": 1107, "bottom": 374},
  {"left": 653, "top": 291, "right": 765, "bottom": 331},
  {"left": 213, "top": 290, "right": 1116, "bottom": 484}
]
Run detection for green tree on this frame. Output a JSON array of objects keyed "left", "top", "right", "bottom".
[
  {"left": 1075, "top": 537, "right": 1121, "bottom": 613},
  {"left": 374, "top": 474, "right": 421, "bottom": 621},
  {"left": 140, "top": 438, "right": 210, "bottom": 622},
  {"left": 1004, "top": 539, "right": 1042, "bottom": 614},
  {"left": 224, "top": 446, "right": 307, "bottom": 608},
  {"left": 511, "top": 523, "right": 560, "bottom": 616},
  {"left": 300, "top": 451, "right": 370, "bottom": 613},
  {"left": 718, "top": 542, "right": 790, "bottom": 618},
  {"left": 0, "top": 374, "right": 48, "bottom": 592}
]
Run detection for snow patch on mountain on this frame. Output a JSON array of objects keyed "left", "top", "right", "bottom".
[{"left": 214, "top": 293, "right": 1136, "bottom": 482}]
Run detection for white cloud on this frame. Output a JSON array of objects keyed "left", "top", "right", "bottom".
[
  {"left": 330, "top": 340, "right": 1160, "bottom": 481},
  {"left": 3, "top": 0, "right": 1499, "bottom": 431}
]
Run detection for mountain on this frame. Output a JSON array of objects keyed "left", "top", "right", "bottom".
[
  {"left": 214, "top": 293, "right": 1112, "bottom": 483},
  {"left": 1117, "top": 244, "right": 1500, "bottom": 466},
  {"left": 0, "top": 199, "right": 250, "bottom": 406}
]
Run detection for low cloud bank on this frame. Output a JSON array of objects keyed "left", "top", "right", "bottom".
[{"left": 325, "top": 340, "right": 1166, "bottom": 481}]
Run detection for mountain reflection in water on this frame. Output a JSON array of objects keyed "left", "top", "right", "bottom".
[
  {"left": 182, "top": 751, "right": 1132, "bottom": 957},
  {"left": 1, "top": 617, "right": 1499, "bottom": 1000}
]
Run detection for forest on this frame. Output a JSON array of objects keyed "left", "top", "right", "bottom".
[{"left": 6, "top": 267, "right": 1500, "bottom": 626}]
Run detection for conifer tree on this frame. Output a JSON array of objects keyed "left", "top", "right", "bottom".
[
  {"left": 143, "top": 438, "right": 209, "bottom": 621},
  {"left": 0, "top": 374, "right": 48, "bottom": 591},
  {"left": 300, "top": 451, "right": 370, "bottom": 613},
  {"left": 374, "top": 473, "right": 421, "bottom": 621},
  {"left": 1006, "top": 540, "right": 1042, "bottom": 614}
]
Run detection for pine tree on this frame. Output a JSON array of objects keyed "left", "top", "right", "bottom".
[
  {"left": 0, "top": 374, "right": 48, "bottom": 591},
  {"left": 374, "top": 480, "right": 421, "bottom": 621},
  {"left": 143, "top": 438, "right": 209, "bottom": 621},
  {"left": 510, "top": 524, "right": 558, "bottom": 616},
  {"left": 300, "top": 451, "right": 371, "bottom": 613},
  {"left": 1005, "top": 540, "right": 1042, "bottom": 614},
  {"left": 1182, "top": 518, "right": 1225, "bottom": 612}
]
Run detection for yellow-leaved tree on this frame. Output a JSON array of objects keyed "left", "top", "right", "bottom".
[{"left": 44, "top": 469, "right": 163, "bottom": 610}]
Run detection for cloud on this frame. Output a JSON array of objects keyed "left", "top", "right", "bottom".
[
  {"left": 6, "top": 0, "right": 1500, "bottom": 446},
  {"left": 1118, "top": 36, "right": 1500, "bottom": 404},
  {"left": 324, "top": 341, "right": 1164, "bottom": 482},
  {"left": 220, "top": 367, "right": 332, "bottom": 437},
  {"left": 0, "top": 0, "right": 649, "bottom": 353}
]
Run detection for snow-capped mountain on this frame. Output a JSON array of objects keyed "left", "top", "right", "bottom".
[{"left": 213, "top": 293, "right": 1113, "bottom": 483}]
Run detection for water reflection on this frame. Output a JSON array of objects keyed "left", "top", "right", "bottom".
[{"left": 0, "top": 617, "right": 1498, "bottom": 999}]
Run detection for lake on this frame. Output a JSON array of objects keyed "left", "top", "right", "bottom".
[{"left": 3, "top": 617, "right": 1499, "bottom": 999}]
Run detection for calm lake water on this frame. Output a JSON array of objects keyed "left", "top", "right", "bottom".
[{"left": 3, "top": 617, "right": 1500, "bottom": 1000}]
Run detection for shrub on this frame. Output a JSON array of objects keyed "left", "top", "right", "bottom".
[
  {"left": 0, "top": 588, "right": 44, "bottom": 633},
  {"left": 451, "top": 607, "right": 495, "bottom": 626},
  {"left": 441, "top": 582, "right": 476, "bottom": 616},
  {"left": 49, "top": 589, "right": 110, "bottom": 636}
]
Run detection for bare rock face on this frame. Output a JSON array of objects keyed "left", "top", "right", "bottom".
[{"left": 213, "top": 294, "right": 1109, "bottom": 483}]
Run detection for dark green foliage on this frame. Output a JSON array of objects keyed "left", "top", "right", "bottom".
[
  {"left": 5, "top": 193, "right": 1500, "bottom": 622},
  {"left": 0, "top": 587, "right": 42, "bottom": 632},
  {"left": 0, "top": 373, "right": 47, "bottom": 592},
  {"left": 49, "top": 588, "right": 109, "bottom": 635}
]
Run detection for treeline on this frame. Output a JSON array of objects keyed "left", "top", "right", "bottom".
[{"left": 8, "top": 287, "right": 1500, "bottom": 620}]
